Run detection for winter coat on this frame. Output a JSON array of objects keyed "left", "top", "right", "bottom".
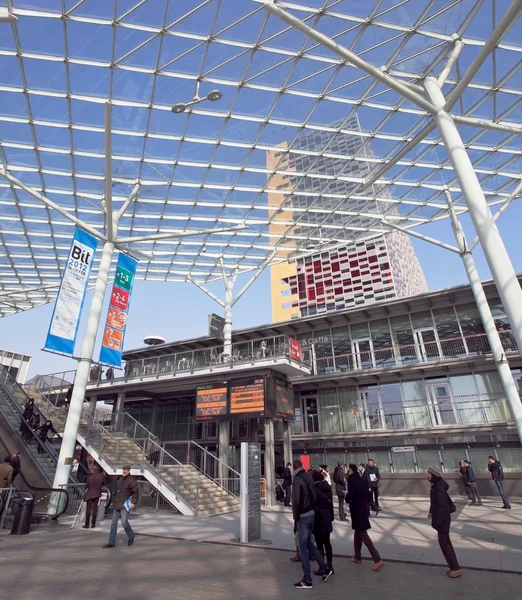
[
  {"left": 429, "top": 478, "right": 452, "bottom": 534},
  {"left": 365, "top": 464, "right": 380, "bottom": 488},
  {"left": 314, "top": 480, "right": 334, "bottom": 535},
  {"left": 84, "top": 472, "right": 106, "bottom": 501},
  {"left": 346, "top": 472, "right": 371, "bottom": 532},
  {"left": 23, "top": 401, "right": 35, "bottom": 419},
  {"left": 283, "top": 467, "right": 292, "bottom": 486},
  {"left": 459, "top": 466, "right": 469, "bottom": 486},
  {"left": 292, "top": 467, "right": 316, "bottom": 521},
  {"left": 113, "top": 473, "right": 138, "bottom": 510},
  {"left": 488, "top": 460, "right": 504, "bottom": 481},
  {"left": 464, "top": 464, "right": 476, "bottom": 483},
  {"left": 37, "top": 422, "right": 56, "bottom": 438},
  {"left": 332, "top": 465, "right": 346, "bottom": 497}
]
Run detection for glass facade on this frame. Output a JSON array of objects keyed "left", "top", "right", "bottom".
[{"left": 305, "top": 302, "right": 516, "bottom": 376}]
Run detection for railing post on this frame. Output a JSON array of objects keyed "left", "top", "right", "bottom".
[
  {"left": 195, "top": 480, "right": 199, "bottom": 516},
  {"left": 133, "top": 419, "right": 137, "bottom": 441}
]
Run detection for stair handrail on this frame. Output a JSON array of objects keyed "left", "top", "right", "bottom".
[
  {"left": 189, "top": 439, "right": 241, "bottom": 478},
  {"left": 186, "top": 440, "right": 241, "bottom": 500},
  {"left": 79, "top": 408, "right": 202, "bottom": 514}
]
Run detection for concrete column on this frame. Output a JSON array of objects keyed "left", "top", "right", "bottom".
[
  {"left": 264, "top": 417, "right": 275, "bottom": 507},
  {"left": 250, "top": 418, "right": 258, "bottom": 442},
  {"left": 151, "top": 397, "right": 159, "bottom": 436},
  {"left": 218, "top": 420, "right": 230, "bottom": 481},
  {"left": 89, "top": 395, "right": 98, "bottom": 414},
  {"left": 283, "top": 420, "right": 293, "bottom": 466},
  {"left": 112, "top": 391, "right": 125, "bottom": 431}
]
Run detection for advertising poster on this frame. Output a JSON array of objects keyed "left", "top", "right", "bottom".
[
  {"left": 99, "top": 252, "right": 137, "bottom": 367},
  {"left": 44, "top": 228, "right": 98, "bottom": 356},
  {"left": 289, "top": 338, "right": 302, "bottom": 361}
]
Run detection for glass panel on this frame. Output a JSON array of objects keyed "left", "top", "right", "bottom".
[
  {"left": 449, "top": 374, "right": 485, "bottom": 424},
  {"left": 339, "top": 386, "right": 359, "bottom": 431},
  {"left": 379, "top": 383, "right": 404, "bottom": 429},
  {"left": 360, "top": 387, "right": 382, "bottom": 430},
  {"left": 401, "top": 381, "right": 431, "bottom": 428},
  {"left": 433, "top": 307, "right": 467, "bottom": 358},
  {"left": 389, "top": 315, "right": 416, "bottom": 364},
  {"left": 303, "top": 396, "right": 319, "bottom": 433},
  {"left": 370, "top": 318, "right": 395, "bottom": 367},
  {"left": 456, "top": 303, "right": 487, "bottom": 353},
  {"left": 428, "top": 383, "right": 457, "bottom": 425},
  {"left": 475, "top": 372, "right": 510, "bottom": 423},
  {"left": 366, "top": 452, "right": 390, "bottom": 473},
  {"left": 411, "top": 310, "right": 435, "bottom": 330},
  {"left": 345, "top": 451, "right": 369, "bottom": 469},
  {"left": 353, "top": 339, "right": 374, "bottom": 370},
  {"left": 415, "top": 329, "right": 440, "bottom": 361},
  {"left": 416, "top": 450, "right": 441, "bottom": 473},
  {"left": 441, "top": 449, "right": 465, "bottom": 474},
  {"left": 318, "top": 389, "right": 341, "bottom": 433},
  {"left": 496, "top": 448, "right": 522, "bottom": 472},
  {"left": 391, "top": 451, "right": 416, "bottom": 473},
  {"left": 468, "top": 448, "right": 496, "bottom": 472}
]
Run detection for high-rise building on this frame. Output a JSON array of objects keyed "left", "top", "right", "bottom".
[{"left": 268, "top": 117, "right": 428, "bottom": 321}]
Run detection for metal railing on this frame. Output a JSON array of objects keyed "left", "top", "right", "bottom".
[
  {"left": 164, "top": 440, "right": 241, "bottom": 499},
  {"left": 135, "top": 480, "right": 178, "bottom": 512},
  {"left": 78, "top": 408, "right": 204, "bottom": 514},
  {"left": 313, "top": 331, "right": 517, "bottom": 376}
]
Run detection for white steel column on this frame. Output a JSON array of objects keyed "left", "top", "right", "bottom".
[
  {"left": 425, "top": 77, "right": 522, "bottom": 361},
  {"left": 52, "top": 240, "right": 115, "bottom": 491},
  {"left": 283, "top": 420, "right": 293, "bottom": 466},
  {"left": 224, "top": 276, "right": 234, "bottom": 358},
  {"left": 445, "top": 194, "right": 522, "bottom": 441},
  {"left": 218, "top": 421, "right": 230, "bottom": 481},
  {"left": 264, "top": 417, "right": 276, "bottom": 507}
]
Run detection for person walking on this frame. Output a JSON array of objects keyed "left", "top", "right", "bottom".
[
  {"left": 83, "top": 467, "right": 106, "bottom": 529},
  {"left": 20, "top": 398, "right": 35, "bottom": 440},
  {"left": 35, "top": 419, "right": 56, "bottom": 454},
  {"left": 346, "top": 464, "right": 384, "bottom": 572},
  {"left": 365, "top": 459, "right": 381, "bottom": 514},
  {"left": 311, "top": 469, "right": 335, "bottom": 575},
  {"left": 0, "top": 459, "right": 14, "bottom": 488},
  {"left": 462, "top": 460, "right": 482, "bottom": 506},
  {"left": 427, "top": 466, "right": 462, "bottom": 578},
  {"left": 459, "top": 460, "right": 470, "bottom": 499},
  {"left": 488, "top": 456, "right": 510, "bottom": 509},
  {"left": 103, "top": 465, "right": 138, "bottom": 548},
  {"left": 292, "top": 459, "right": 332, "bottom": 589},
  {"left": 333, "top": 461, "right": 347, "bottom": 521},
  {"left": 358, "top": 463, "right": 366, "bottom": 477},
  {"left": 27, "top": 411, "right": 40, "bottom": 443},
  {"left": 283, "top": 462, "right": 293, "bottom": 507}
]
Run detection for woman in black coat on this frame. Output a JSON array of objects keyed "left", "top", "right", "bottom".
[
  {"left": 427, "top": 466, "right": 462, "bottom": 578},
  {"left": 346, "top": 464, "right": 384, "bottom": 571},
  {"left": 311, "top": 470, "right": 335, "bottom": 572}
]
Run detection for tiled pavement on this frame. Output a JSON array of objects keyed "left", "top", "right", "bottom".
[{"left": 2, "top": 524, "right": 521, "bottom": 600}]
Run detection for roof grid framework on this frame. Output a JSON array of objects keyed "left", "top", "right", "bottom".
[{"left": 0, "top": 0, "right": 521, "bottom": 316}]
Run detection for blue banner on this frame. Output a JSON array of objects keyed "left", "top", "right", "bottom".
[
  {"left": 99, "top": 252, "right": 138, "bottom": 368},
  {"left": 44, "top": 228, "right": 98, "bottom": 356}
]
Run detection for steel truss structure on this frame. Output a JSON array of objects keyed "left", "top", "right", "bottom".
[{"left": 1, "top": 0, "right": 522, "bottom": 489}]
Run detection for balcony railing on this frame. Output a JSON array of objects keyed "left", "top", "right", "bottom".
[{"left": 312, "top": 331, "right": 517, "bottom": 376}]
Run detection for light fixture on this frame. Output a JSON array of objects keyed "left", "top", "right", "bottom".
[
  {"left": 171, "top": 81, "right": 223, "bottom": 114},
  {"left": 0, "top": 8, "right": 17, "bottom": 22}
]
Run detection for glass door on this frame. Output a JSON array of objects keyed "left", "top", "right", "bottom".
[
  {"left": 426, "top": 382, "right": 458, "bottom": 425},
  {"left": 301, "top": 396, "right": 319, "bottom": 433},
  {"left": 358, "top": 388, "right": 384, "bottom": 430},
  {"left": 414, "top": 328, "right": 442, "bottom": 362},
  {"left": 352, "top": 338, "right": 375, "bottom": 370}
]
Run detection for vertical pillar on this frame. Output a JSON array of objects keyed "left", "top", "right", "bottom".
[
  {"left": 264, "top": 417, "right": 275, "bottom": 507},
  {"left": 283, "top": 420, "right": 293, "bottom": 466},
  {"left": 223, "top": 277, "right": 234, "bottom": 358},
  {"left": 151, "top": 397, "right": 159, "bottom": 436},
  {"left": 51, "top": 240, "right": 115, "bottom": 492},
  {"left": 112, "top": 391, "right": 125, "bottom": 431},
  {"left": 250, "top": 418, "right": 258, "bottom": 443},
  {"left": 425, "top": 77, "right": 522, "bottom": 362},
  {"left": 89, "top": 394, "right": 98, "bottom": 414},
  {"left": 218, "top": 420, "right": 230, "bottom": 481},
  {"left": 445, "top": 196, "right": 522, "bottom": 441}
]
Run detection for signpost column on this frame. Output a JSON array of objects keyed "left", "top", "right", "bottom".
[
  {"left": 264, "top": 417, "right": 275, "bottom": 507},
  {"left": 240, "top": 442, "right": 261, "bottom": 544},
  {"left": 283, "top": 420, "right": 292, "bottom": 466}
]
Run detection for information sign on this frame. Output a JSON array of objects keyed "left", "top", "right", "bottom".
[
  {"left": 195, "top": 383, "right": 228, "bottom": 421},
  {"left": 230, "top": 377, "right": 265, "bottom": 416}
]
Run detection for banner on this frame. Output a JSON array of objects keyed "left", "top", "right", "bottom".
[
  {"left": 44, "top": 228, "right": 98, "bottom": 356},
  {"left": 99, "top": 252, "right": 137, "bottom": 368},
  {"left": 289, "top": 337, "right": 302, "bottom": 361},
  {"left": 208, "top": 313, "right": 225, "bottom": 340}
]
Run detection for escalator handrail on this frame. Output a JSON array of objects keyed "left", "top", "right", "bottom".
[{"left": 16, "top": 470, "right": 70, "bottom": 520}]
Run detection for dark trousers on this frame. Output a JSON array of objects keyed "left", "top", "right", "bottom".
[
  {"left": 369, "top": 486, "right": 380, "bottom": 509},
  {"left": 37, "top": 436, "right": 46, "bottom": 453},
  {"left": 437, "top": 532, "right": 460, "bottom": 571},
  {"left": 337, "top": 494, "right": 346, "bottom": 520},
  {"left": 283, "top": 483, "right": 291, "bottom": 506},
  {"left": 467, "top": 481, "right": 482, "bottom": 504},
  {"left": 85, "top": 498, "right": 99, "bottom": 527},
  {"left": 315, "top": 532, "right": 333, "bottom": 566},
  {"left": 495, "top": 480, "right": 510, "bottom": 507},
  {"left": 354, "top": 531, "right": 381, "bottom": 563},
  {"left": 297, "top": 514, "right": 327, "bottom": 584}
]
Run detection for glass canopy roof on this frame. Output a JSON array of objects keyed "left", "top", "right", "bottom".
[{"left": 0, "top": 0, "right": 521, "bottom": 317}]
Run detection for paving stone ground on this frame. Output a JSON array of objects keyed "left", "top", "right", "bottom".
[{"left": 2, "top": 524, "right": 521, "bottom": 600}]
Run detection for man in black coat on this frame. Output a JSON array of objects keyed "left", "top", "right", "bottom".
[
  {"left": 283, "top": 462, "right": 292, "bottom": 507},
  {"left": 462, "top": 460, "right": 482, "bottom": 506},
  {"left": 488, "top": 456, "right": 510, "bottom": 508},
  {"left": 292, "top": 460, "right": 332, "bottom": 589},
  {"left": 364, "top": 459, "right": 381, "bottom": 514},
  {"left": 83, "top": 467, "right": 106, "bottom": 529},
  {"left": 103, "top": 465, "right": 138, "bottom": 548},
  {"left": 346, "top": 464, "right": 384, "bottom": 571},
  {"left": 332, "top": 462, "right": 347, "bottom": 521}
]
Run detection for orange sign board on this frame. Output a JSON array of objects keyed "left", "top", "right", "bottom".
[{"left": 102, "top": 326, "right": 123, "bottom": 351}]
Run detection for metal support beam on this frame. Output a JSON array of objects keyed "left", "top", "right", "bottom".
[
  {"left": 444, "top": 0, "right": 522, "bottom": 111},
  {"left": 445, "top": 190, "right": 522, "bottom": 445},
  {"left": 381, "top": 218, "right": 460, "bottom": 253},
  {"left": 263, "top": 1, "right": 438, "bottom": 116},
  {"left": 117, "top": 182, "right": 141, "bottom": 220},
  {"left": 187, "top": 275, "right": 225, "bottom": 307},
  {"left": 451, "top": 114, "right": 522, "bottom": 136},
  {"left": 0, "top": 169, "right": 106, "bottom": 242},
  {"left": 115, "top": 224, "right": 247, "bottom": 245},
  {"left": 468, "top": 178, "right": 522, "bottom": 252},
  {"left": 437, "top": 38, "right": 464, "bottom": 87},
  {"left": 232, "top": 249, "right": 277, "bottom": 306},
  {"left": 425, "top": 78, "right": 522, "bottom": 365}
]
